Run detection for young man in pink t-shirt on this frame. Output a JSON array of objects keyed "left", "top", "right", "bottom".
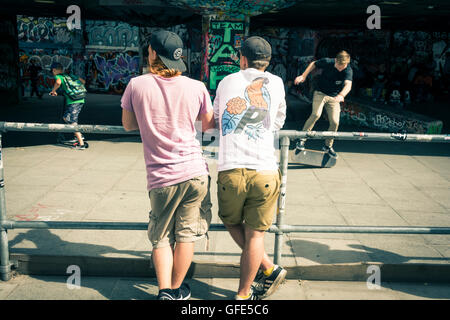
[{"left": 121, "top": 30, "right": 215, "bottom": 300}]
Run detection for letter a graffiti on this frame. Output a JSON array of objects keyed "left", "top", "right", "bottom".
[
  {"left": 366, "top": 5, "right": 381, "bottom": 30},
  {"left": 66, "top": 5, "right": 81, "bottom": 31}
]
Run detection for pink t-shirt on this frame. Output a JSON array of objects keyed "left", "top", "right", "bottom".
[{"left": 121, "top": 74, "right": 212, "bottom": 190}]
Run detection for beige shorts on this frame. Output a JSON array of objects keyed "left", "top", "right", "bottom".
[
  {"left": 217, "top": 168, "right": 281, "bottom": 231},
  {"left": 148, "top": 175, "right": 212, "bottom": 249}
]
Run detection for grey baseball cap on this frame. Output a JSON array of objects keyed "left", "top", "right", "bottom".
[
  {"left": 149, "top": 30, "right": 186, "bottom": 72},
  {"left": 240, "top": 36, "right": 272, "bottom": 61}
]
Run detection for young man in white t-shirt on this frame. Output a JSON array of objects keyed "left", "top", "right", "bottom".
[{"left": 213, "top": 36, "right": 287, "bottom": 300}]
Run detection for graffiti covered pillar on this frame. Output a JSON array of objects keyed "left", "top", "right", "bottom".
[
  {"left": 201, "top": 16, "right": 248, "bottom": 99},
  {"left": 0, "top": 15, "right": 20, "bottom": 104},
  {"left": 168, "top": 1, "right": 296, "bottom": 98}
]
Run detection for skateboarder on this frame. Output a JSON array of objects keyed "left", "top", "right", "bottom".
[{"left": 294, "top": 51, "right": 353, "bottom": 157}]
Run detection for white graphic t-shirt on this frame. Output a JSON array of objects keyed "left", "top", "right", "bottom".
[{"left": 213, "top": 68, "right": 287, "bottom": 172}]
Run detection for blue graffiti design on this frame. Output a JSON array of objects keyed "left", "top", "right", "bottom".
[{"left": 94, "top": 53, "right": 139, "bottom": 89}]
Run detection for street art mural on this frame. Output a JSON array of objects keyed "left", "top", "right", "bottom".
[
  {"left": 85, "top": 51, "right": 140, "bottom": 94},
  {"left": 85, "top": 20, "right": 139, "bottom": 48},
  {"left": 80, "top": 20, "right": 141, "bottom": 94},
  {"left": 18, "top": 48, "right": 73, "bottom": 95},
  {"left": 204, "top": 20, "right": 246, "bottom": 98},
  {"left": 250, "top": 27, "right": 319, "bottom": 103},
  {"left": 16, "top": 16, "right": 76, "bottom": 97},
  {"left": 341, "top": 99, "right": 443, "bottom": 134},
  {"left": 17, "top": 15, "right": 72, "bottom": 44}
]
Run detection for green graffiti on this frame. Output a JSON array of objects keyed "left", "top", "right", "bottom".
[
  {"left": 209, "top": 64, "right": 240, "bottom": 90},
  {"left": 210, "top": 22, "right": 244, "bottom": 42},
  {"left": 207, "top": 20, "right": 246, "bottom": 95},
  {"left": 426, "top": 122, "right": 443, "bottom": 134},
  {"left": 210, "top": 44, "right": 238, "bottom": 63}
]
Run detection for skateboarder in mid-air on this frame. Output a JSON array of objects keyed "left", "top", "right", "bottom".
[{"left": 294, "top": 51, "right": 353, "bottom": 158}]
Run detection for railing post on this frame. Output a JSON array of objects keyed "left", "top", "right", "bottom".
[
  {"left": 0, "top": 134, "right": 12, "bottom": 281},
  {"left": 274, "top": 136, "right": 290, "bottom": 265}
]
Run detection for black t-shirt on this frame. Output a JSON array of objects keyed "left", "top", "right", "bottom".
[{"left": 315, "top": 58, "right": 353, "bottom": 96}]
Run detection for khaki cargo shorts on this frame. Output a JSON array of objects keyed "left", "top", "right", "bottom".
[
  {"left": 148, "top": 175, "right": 212, "bottom": 249},
  {"left": 217, "top": 168, "right": 281, "bottom": 231}
]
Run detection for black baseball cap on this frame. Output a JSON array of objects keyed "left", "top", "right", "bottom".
[
  {"left": 240, "top": 36, "right": 272, "bottom": 61},
  {"left": 149, "top": 30, "right": 186, "bottom": 72}
]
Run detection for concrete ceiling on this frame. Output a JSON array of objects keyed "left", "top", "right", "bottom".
[
  {"left": 252, "top": 0, "right": 450, "bottom": 30},
  {"left": 2, "top": 0, "right": 450, "bottom": 30}
]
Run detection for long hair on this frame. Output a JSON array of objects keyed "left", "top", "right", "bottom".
[{"left": 148, "top": 55, "right": 182, "bottom": 78}]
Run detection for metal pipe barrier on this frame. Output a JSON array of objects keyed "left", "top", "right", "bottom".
[{"left": 1, "top": 121, "right": 449, "bottom": 281}]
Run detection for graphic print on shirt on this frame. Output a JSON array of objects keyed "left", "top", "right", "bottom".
[{"left": 221, "top": 77, "right": 271, "bottom": 140}]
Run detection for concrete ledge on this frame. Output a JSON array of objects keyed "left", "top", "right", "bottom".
[
  {"left": 341, "top": 98, "right": 443, "bottom": 134},
  {"left": 9, "top": 253, "right": 450, "bottom": 283}
]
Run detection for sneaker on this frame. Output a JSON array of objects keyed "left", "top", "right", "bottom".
[
  {"left": 294, "top": 139, "right": 306, "bottom": 155},
  {"left": 157, "top": 289, "right": 177, "bottom": 300},
  {"left": 157, "top": 283, "right": 191, "bottom": 300},
  {"left": 253, "top": 265, "right": 287, "bottom": 298},
  {"left": 235, "top": 287, "right": 259, "bottom": 300},
  {"left": 73, "top": 142, "right": 89, "bottom": 150},
  {"left": 172, "top": 283, "right": 191, "bottom": 300},
  {"left": 322, "top": 146, "right": 337, "bottom": 158},
  {"left": 59, "top": 134, "right": 85, "bottom": 144}
]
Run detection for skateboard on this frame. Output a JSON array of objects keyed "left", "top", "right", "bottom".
[
  {"left": 56, "top": 134, "right": 89, "bottom": 149},
  {"left": 291, "top": 148, "right": 337, "bottom": 168}
]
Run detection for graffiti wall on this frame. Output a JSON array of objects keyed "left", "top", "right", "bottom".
[
  {"left": 19, "top": 48, "right": 74, "bottom": 94},
  {"left": 203, "top": 19, "right": 246, "bottom": 98},
  {"left": 17, "top": 15, "right": 72, "bottom": 45},
  {"left": 17, "top": 16, "right": 76, "bottom": 97},
  {"left": 0, "top": 16, "right": 19, "bottom": 103},
  {"left": 341, "top": 98, "right": 443, "bottom": 134},
  {"left": 84, "top": 20, "right": 141, "bottom": 94},
  {"left": 85, "top": 51, "right": 139, "bottom": 94},
  {"left": 251, "top": 27, "right": 448, "bottom": 105},
  {"left": 391, "top": 30, "right": 450, "bottom": 78},
  {"left": 85, "top": 20, "right": 139, "bottom": 48}
]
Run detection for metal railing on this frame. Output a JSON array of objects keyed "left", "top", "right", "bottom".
[{"left": 1, "top": 121, "right": 450, "bottom": 281}]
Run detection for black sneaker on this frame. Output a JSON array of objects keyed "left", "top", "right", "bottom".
[
  {"left": 322, "top": 146, "right": 337, "bottom": 158},
  {"left": 294, "top": 139, "right": 306, "bottom": 155},
  {"left": 157, "top": 289, "right": 176, "bottom": 300},
  {"left": 172, "top": 283, "right": 191, "bottom": 300},
  {"left": 235, "top": 287, "right": 259, "bottom": 300},
  {"left": 253, "top": 265, "right": 287, "bottom": 298}
]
